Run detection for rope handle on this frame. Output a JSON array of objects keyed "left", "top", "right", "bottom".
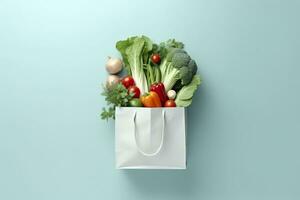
[{"left": 133, "top": 110, "right": 165, "bottom": 157}]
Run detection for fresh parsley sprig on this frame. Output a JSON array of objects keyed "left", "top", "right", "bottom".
[{"left": 101, "top": 83, "right": 134, "bottom": 120}]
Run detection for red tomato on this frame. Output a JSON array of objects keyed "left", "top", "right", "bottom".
[
  {"left": 164, "top": 99, "right": 176, "bottom": 107},
  {"left": 151, "top": 54, "right": 161, "bottom": 64},
  {"left": 121, "top": 76, "right": 135, "bottom": 88},
  {"left": 128, "top": 86, "right": 141, "bottom": 98}
]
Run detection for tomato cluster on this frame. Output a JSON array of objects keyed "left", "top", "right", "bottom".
[{"left": 121, "top": 76, "right": 140, "bottom": 98}]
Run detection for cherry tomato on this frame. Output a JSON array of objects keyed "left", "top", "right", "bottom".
[
  {"left": 164, "top": 99, "right": 176, "bottom": 107},
  {"left": 128, "top": 85, "right": 141, "bottom": 98},
  {"left": 121, "top": 76, "right": 135, "bottom": 88},
  {"left": 151, "top": 53, "right": 161, "bottom": 64}
]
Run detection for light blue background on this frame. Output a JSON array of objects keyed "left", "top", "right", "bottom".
[{"left": 1, "top": 0, "right": 300, "bottom": 199}]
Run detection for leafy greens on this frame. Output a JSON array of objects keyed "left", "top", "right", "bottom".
[
  {"left": 101, "top": 83, "right": 134, "bottom": 120},
  {"left": 175, "top": 75, "right": 201, "bottom": 107},
  {"left": 116, "top": 36, "right": 153, "bottom": 95}
]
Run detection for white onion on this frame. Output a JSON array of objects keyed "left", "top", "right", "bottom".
[{"left": 106, "top": 56, "right": 123, "bottom": 74}]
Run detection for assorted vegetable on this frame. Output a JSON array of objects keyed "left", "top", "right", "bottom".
[
  {"left": 121, "top": 76, "right": 135, "bottom": 89},
  {"left": 150, "top": 82, "right": 168, "bottom": 104},
  {"left": 129, "top": 98, "right": 143, "bottom": 107},
  {"left": 101, "top": 83, "right": 134, "bottom": 120},
  {"left": 101, "top": 36, "right": 202, "bottom": 120},
  {"left": 128, "top": 85, "right": 140, "bottom": 98},
  {"left": 167, "top": 90, "right": 176, "bottom": 100},
  {"left": 140, "top": 91, "right": 162, "bottom": 107},
  {"left": 106, "top": 75, "right": 119, "bottom": 88},
  {"left": 160, "top": 48, "right": 197, "bottom": 91},
  {"left": 164, "top": 99, "right": 176, "bottom": 107},
  {"left": 105, "top": 57, "right": 123, "bottom": 74},
  {"left": 151, "top": 53, "right": 161, "bottom": 64},
  {"left": 175, "top": 75, "right": 201, "bottom": 107},
  {"left": 116, "top": 36, "right": 151, "bottom": 94}
]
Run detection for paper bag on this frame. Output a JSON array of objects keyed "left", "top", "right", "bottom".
[{"left": 115, "top": 107, "right": 186, "bottom": 169}]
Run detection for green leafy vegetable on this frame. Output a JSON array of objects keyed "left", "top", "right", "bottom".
[
  {"left": 116, "top": 36, "right": 153, "bottom": 95},
  {"left": 115, "top": 36, "right": 137, "bottom": 75},
  {"left": 175, "top": 75, "right": 201, "bottom": 107},
  {"left": 159, "top": 41, "right": 198, "bottom": 91},
  {"left": 101, "top": 83, "right": 134, "bottom": 120}
]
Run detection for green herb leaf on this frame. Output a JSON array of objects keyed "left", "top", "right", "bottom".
[{"left": 101, "top": 83, "right": 133, "bottom": 120}]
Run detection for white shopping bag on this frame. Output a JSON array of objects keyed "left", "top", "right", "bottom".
[{"left": 115, "top": 107, "right": 186, "bottom": 169}]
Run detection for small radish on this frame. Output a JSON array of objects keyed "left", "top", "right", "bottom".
[{"left": 167, "top": 90, "right": 176, "bottom": 100}]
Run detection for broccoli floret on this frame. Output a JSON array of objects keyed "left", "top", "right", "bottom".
[
  {"left": 172, "top": 53, "right": 190, "bottom": 69},
  {"left": 160, "top": 47, "right": 198, "bottom": 91},
  {"left": 164, "top": 39, "right": 184, "bottom": 49},
  {"left": 165, "top": 48, "right": 186, "bottom": 62},
  {"left": 179, "top": 67, "right": 193, "bottom": 85},
  {"left": 188, "top": 59, "right": 198, "bottom": 75}
]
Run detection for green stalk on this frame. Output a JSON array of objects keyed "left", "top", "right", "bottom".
[
  {"left": 147, "top": 64, "right": 154, "bottom": 85},
  {"left": 163, "top": 68, "right": 180, "bottom": 91},
  {"left": 154, "top": 67, "right": 161, "bottom": 83}
]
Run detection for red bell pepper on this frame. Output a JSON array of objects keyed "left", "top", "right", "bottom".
[{"left": 150, "top": 82, "right": 168, "bottom": 104}]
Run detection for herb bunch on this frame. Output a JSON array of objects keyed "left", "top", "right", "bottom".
[{"left": 101, "top": 83, "right": 134, "bottom": 120}]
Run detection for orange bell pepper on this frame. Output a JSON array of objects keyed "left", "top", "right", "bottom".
[{"left": 140, "top": 91, "right": 162, "bottom": 107}]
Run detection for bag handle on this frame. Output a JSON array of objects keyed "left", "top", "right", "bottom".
[{"left": 133, "top": 110, "right": 165, "bottom": 157}]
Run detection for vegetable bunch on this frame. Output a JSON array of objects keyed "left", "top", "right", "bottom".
[{"left": 101, "top": 36, "right": 201, "bottom": 120}]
